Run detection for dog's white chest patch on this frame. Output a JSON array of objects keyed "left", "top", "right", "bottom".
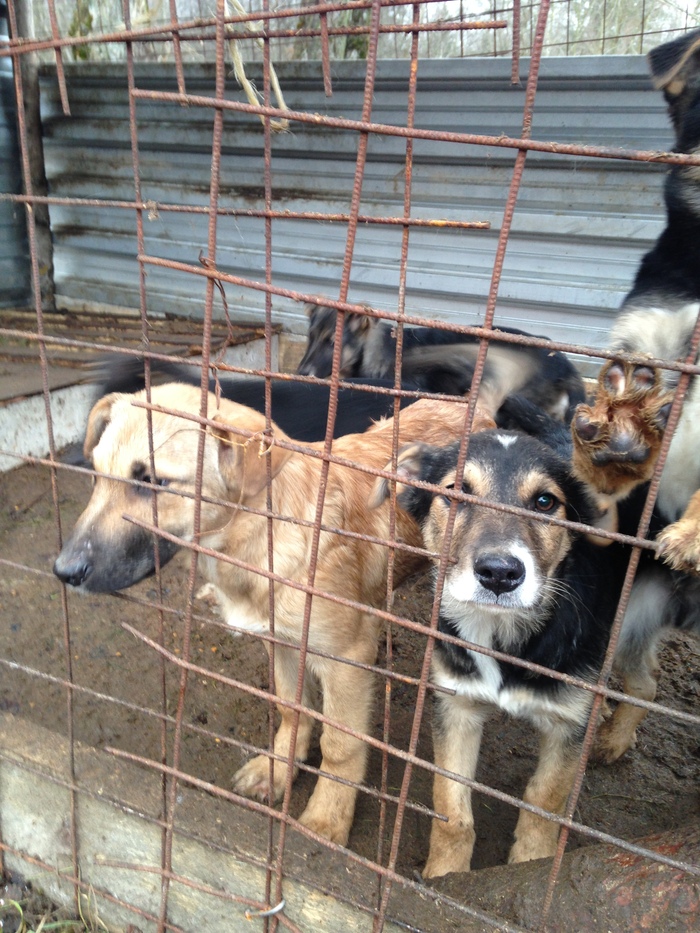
[
  {"left": 435, "top": 664, "right": 587, "bottom": 729},
  {"left": 439, "top": 610, "right": 503, "bottom": 703},
  {"left": 435, "top": 605, "right": 587, "bottom": 727}
]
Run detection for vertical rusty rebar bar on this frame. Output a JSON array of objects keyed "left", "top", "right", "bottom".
[
  {"left": 374, "top": 0, "right": 421, "bottom": 892},
  {"left": 269, "top": 1, "right": 386, "bottom": 919},
  {"left": 373, "top": 2, "right": 551, "bottom": 929},
  {"left": 511, "top": 0, "right": 521, "bottom": 82},
  {"left": 121, "top": 0, "right": 172, "bottom": 905},
  {"left": 45, "top": 0, "right": 69, "bottom": 114},
  {"left": 168, "top": 0, "right": 187, "bottom": 95},
  {"left": 7, "top": 0, "right": 78, "bottom": 913},
  {"left": 261, "top": 2, "right": 280, "bottom": 927},
  {"left": 153, "top": 2, "right": 228, "bottom": 929}
]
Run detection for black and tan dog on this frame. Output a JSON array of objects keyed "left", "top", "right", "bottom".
[
  {"left": 373, "top": 400, "right": 629, "bottom": 876},
  {"left": 572, "top": 28, "right": 700, "bottom": 764},
  {"left": 297, "top": 303, "right": 586, "bottom": 421},
  {"left": 53, "top": 382, "right": 496, "bottom": 846}
]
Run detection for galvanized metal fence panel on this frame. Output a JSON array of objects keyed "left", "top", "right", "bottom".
[{"left": 40, "top": 55, "right": 669, "bottom": 348}]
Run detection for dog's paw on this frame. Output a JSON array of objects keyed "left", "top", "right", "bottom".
[
  {"left": 571, "top": 360, "right": 671, "bottom": 498},
  {"left": 508, "top": 837, "right": 557, "bottom": 865},
  {"left": 591, "top": 717, "right": 636, "bottom": 765},
  {"left": 233, "top": 755, "right": 292, "bottom": 802},
  {"left": 657, "top": 516, "right": 700, "bottom": 574},
  {"left": 422, "top": 822, "right": 475, "bottom": 878},
  {"left": 296, "top": 782, "right": 356, "bottom": 846},
  {"left": 297, "top": 805, "right": 351, "bottom": 846},
  {"left": 422, "top": 849, "right": 472, "bottom": 879}
]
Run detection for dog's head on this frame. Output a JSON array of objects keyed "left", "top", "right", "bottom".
[
  {"left": 296, "top": 302, "right": 375, "bottom": 377},
  {"left": 649, "top": 28, "right": 700, "bottom": 153},
  {"left": 53, "top": 385, "right": 292, "bottom": 593},
  {"left": 373, "top": 431, "right": 596, "bottom": 621}
]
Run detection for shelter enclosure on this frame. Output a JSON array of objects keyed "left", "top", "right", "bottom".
[{"left": 0, "top": 2, "right": 698, "bottom": 932}]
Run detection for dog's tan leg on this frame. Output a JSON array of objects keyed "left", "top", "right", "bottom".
[
  {"left": 423, "top": 696, "right": 487, "bottom": 878},
  {"left": 233, "top": 645, "right": 315, "bottom": 802},
  {"left": 298, "top": 644, "right": 377, "bottom": 846},
  {"left": 657, "top": 488, "right": 700, "bottom": 574},
  {"left": 594, "top": 652, "right": 659, "bottom": 764},
  {"left": 508, "top": 727, "right": 580, "bottom": 865}
]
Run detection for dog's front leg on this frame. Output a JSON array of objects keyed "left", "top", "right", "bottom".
[
  {"left": 657, "top": 488, "right": 700, "bottom": 573},
  {"left": 508, "top": 726, "right": 580, "bottom": 864},
  {"left": 423, "top": 695, "right": 487, "bottom": 878},
  {"left": 298, "top": 647, "right": 377, "bottom": 846},
  {"left": 233, "top": 644, "right": 315, "bottom": 803}
]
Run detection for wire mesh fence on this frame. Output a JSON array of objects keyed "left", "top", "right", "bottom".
[
  {"left": 25, "top": 0, "right": 700, "bottom": 64},
  {"left": 0, "top": 1, "right": 699, "bottom": 931}
]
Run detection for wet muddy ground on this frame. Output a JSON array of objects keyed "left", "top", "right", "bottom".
[{"left": 1, "top": 461, "right": 698, "bottom": 882}]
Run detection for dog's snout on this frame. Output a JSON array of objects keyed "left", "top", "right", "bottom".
[
  {"left": 53, "top": 550, "right": 93, "bottom": 588},
  {"left": 474, "top": 552, "right": 526, "bottom": 596}
]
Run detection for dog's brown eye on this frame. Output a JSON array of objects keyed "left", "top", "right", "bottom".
[
  {"left": 534, "top": 493, "right": 557, "bottom": 512},
  {"left": 441, "top": 481, "right": 470, "bottom": 503}
]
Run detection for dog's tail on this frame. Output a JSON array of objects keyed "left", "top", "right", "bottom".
[
  {"left": 400, "top": 343, "right": 540, "bottom": 416},
  {"left": 93, "top": 354, "right": 203, "bottom": 396}
]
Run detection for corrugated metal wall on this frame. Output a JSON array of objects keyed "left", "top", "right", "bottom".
[
  {"left": 40, "top": 55, "right": 670, "bottom": 349},
  {"left": 0, "top": 13, "right": 30, "bottom": 308}
]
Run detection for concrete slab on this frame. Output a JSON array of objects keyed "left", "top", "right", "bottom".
[{"left": 0, "top": 710, "right": 477, "bottom": 933}]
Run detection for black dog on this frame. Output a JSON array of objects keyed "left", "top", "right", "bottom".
[
  {"left": 571, "top": 28, "right": 700, "bottom": 764},
  {"left": 298, "top": 303, "right": 586, "bottom": 421},
  {"left": 372, "top": 397, "right": 629, "bottom": 876}
]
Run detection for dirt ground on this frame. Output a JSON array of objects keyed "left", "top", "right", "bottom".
[{"left": 1, "top": 460, "right": 698, "bottom": 884}]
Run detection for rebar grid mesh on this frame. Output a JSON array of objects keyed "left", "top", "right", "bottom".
[{"left": 0, "top": 1, "right": 699, "bottom": 932}]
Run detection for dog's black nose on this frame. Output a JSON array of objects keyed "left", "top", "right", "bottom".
[
  {"left": 474, "top": 553, "right": 525, "bottom": 595},
  {"left": 53, "top": 554, "right": 92, "bottom": 588}
]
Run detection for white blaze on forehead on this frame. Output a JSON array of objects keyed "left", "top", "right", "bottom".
[{"left": 496, "top": 434, "right": 518, "bottom": 448}]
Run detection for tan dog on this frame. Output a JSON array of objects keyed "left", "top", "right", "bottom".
[{"left": 54, "top": 383, "right": 494, "bottom": 845}]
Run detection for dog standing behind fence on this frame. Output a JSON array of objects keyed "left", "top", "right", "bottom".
[
  {"left": 571, "top": 27, "right": 700, "bottom": 764},
  {"left": 372, "top": 401, "right": 629, "bottom": 876},
  {"left": 297, "top": 303, "right": 586, "bottom": 421},
  {"left": 53, "top": 383, "right": 495, "bottom": 845}
]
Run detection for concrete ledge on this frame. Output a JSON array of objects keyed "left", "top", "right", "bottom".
[
  {"left": 0, "top": 382, "right": 94, "bottom": 473},
  {"left": 0, "top": 712, "right": 479, "bottom": 933},
  {"left": 0, "top": 337, "right": 280, "bottom": 474}
]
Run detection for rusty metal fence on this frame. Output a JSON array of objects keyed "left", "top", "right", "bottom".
[{"left": 0, "top": 1, "right": 699, "bottom": 931}]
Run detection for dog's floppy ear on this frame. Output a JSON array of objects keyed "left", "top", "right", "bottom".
[
  {"left": 84, "top": 393, "right": 120, "bottom": 460},
  {"left": 209, "top": 414, "right": 293, "bottom": 500},
  {"left": 347, "top": 309, "right": 373, "bottom": 334},
  {"left": 648, "top": 28, "right": 700, "bottom": 93},
  {"left": 368, "top": 442, "right": 429, "bottom": 510}
]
